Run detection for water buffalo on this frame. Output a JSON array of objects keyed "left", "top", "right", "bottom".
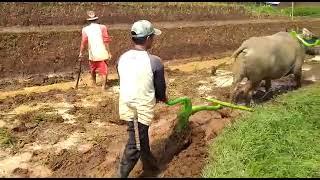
[{"left": 230, "top": 31, "right": 306, "bottom": 105}]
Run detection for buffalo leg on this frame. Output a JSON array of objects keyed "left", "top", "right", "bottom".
[
  {"left": 230, "top": 73, "right": 244, "bottom": 103},
  {"left": 243, "top": 80, "right": 260, "bottom": 106},
  {"left": 264, "top": 79, "right": 271, "bottom": 92},
  {"left": 293, "top": 58, "right": 303, "bottom": 89}
]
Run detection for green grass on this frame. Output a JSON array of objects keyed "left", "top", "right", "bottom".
[
  {"left": 244, "top": 3, "right": 320, "bottom": 17},
  {"left": 281, "top": 7, "right": 320, "bottom": 17},
  {"left": 0, "top": 128, "right": 15, "bottom": 148},
  {"left": 202, "top": 83, "right": 320, "bottom": 178}
]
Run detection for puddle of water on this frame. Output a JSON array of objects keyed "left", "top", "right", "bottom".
[{"left": 210, "top": 70, "right": 234, "bottom": 87}]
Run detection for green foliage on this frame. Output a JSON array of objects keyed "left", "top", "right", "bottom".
[
  {"left": 244, "top": 3, "right": 320, "bottom": 17},
  {"left": 0, "top": 128, "right": 15, "bottom": 148}
]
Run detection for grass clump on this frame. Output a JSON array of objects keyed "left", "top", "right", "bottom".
[
  {"left": 17, "top": 109, "right": 64, "bottom": 124},
  {"left": 0, "top": 128, "right": 15, "bottom": 147},
  {"left": 202, "top": 84, "right": 320, "bottom": 178}
]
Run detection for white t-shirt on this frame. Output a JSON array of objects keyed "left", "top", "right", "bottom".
[{"left": 117, "top": 49, "right": 166, "bottom": 125}]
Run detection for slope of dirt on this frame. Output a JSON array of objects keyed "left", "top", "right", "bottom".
[
  {"left": 1, "top": 19, "right": 320, "bottom": 79},
  {"left": 0, "top": 2, "right": 253, "bottom": 26}
]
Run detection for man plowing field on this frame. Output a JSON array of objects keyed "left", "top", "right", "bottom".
[{"left": 115, "top": 20, "right": 166, "bottom": 178}]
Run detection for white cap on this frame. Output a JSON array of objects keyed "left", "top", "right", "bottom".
[{"left": 131, "top": 20, "right": 162, "bottom": 38}]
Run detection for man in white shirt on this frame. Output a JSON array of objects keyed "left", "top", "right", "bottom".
[
  {"left": 115, "top": 20, "right": 167, "bottom": 177},
  {"left": 79, "top": 11, "right": 112, "bottom": 90}
]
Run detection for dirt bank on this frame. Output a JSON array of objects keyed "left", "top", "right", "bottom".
[
  {"left": 0, "top": 2, "right": 253, "bottom": 27},
  {"left": 1, "top": 19, "right": 320, "bottom": 79}
]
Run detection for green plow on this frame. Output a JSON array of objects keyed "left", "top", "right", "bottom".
[
  {"left": 290, "top": 31, "right": 320, "bottom": 47},
  {"left": 165, "top": 97, "right": 253, "bottom": 132}
]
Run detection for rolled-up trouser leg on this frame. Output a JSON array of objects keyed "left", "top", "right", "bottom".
[{"left": 118, "top": 121, "right": 141, "bottom": 178}]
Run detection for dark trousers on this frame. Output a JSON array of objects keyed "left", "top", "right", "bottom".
[{"left": 117, "top": 120, "right": 159, "bottom": 178}]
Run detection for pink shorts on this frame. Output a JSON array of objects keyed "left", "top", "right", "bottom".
[{"left": 89, "top": 61, "right": 108, "bottom": 76}]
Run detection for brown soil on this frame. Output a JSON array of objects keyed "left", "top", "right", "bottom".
[
  {"left": 46, "top": 142, "right": 110, "bottom": 177},
  {"left": 0, "top": 57, "right": 318, "bottom": 178},
  {"left": 0, "top": 90, "right": 62, "bottom": 113},
  {"left": 75, "top": 97, "right": 121, "bottom": 125},
  {"left": 0, "top": 2, "right": 253, "bottom": 27},
  {"left": 1, "top": 19, "right": 320, "bottom": 79},
  {"left": 0, "top": 89, "right": 79, "bottom": 113},
  {"left": 0, "top": 61, "right": 239, "bottom": 178}
]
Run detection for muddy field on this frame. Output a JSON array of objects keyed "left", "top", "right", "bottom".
[
  {"left": 0, "top": 56, "right": 319, "bottom": 178},
  {"left": 1, "top": 19, "right": 320, "bottom": 79},
  {"left": 1, "top": 2, "right": 320, "bottom": 178}
]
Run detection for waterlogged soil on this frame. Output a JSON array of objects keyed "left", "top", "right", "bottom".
[{"left": 0, "top": 58, "right": 318, "bottom": 178}]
